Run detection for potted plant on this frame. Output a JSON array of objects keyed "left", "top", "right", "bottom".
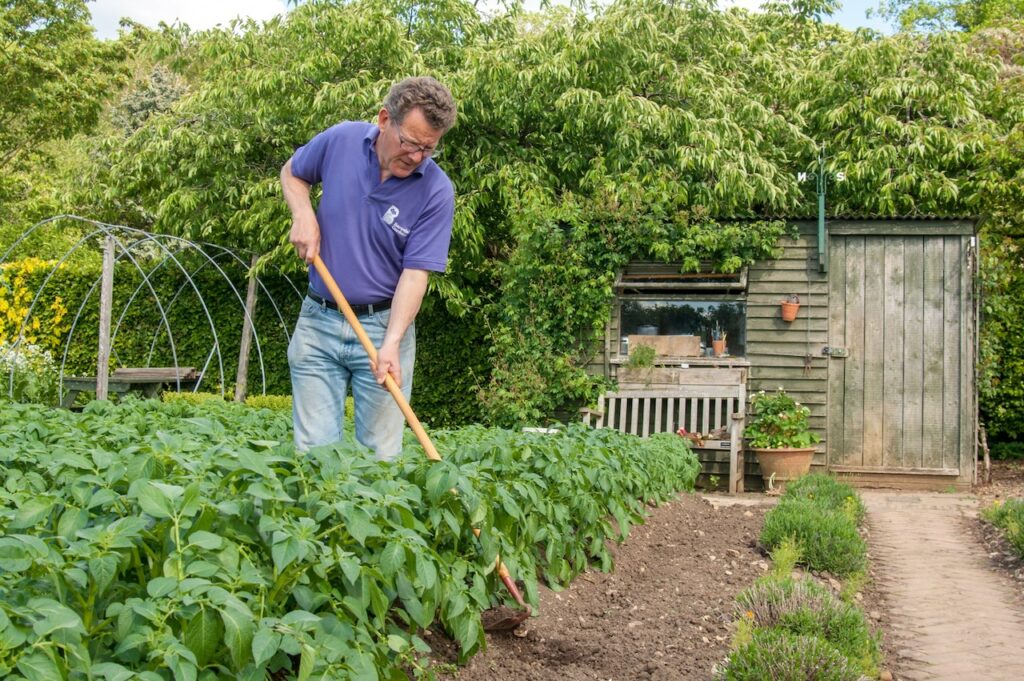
[
  {"left": 745, "top": 388, "right": 820, "bottom": 490},
  {"left": 780, "top": 294, "right": 800, "bottom": 322}
]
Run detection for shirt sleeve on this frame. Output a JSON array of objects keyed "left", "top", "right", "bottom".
[
  {"left": 402, "top": 178, "right": 455, "bottom": 273},
  {"left": 290, "top": 125, "right": 338, "bottom": 185}
]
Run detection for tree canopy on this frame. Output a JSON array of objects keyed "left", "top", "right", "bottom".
[{"left": 4, "top": 0, "right": 1024, "bottom": 431}]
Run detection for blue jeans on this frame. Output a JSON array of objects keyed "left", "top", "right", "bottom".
[{"left": 288, "top": 295, "right": 415, "bottom": 460}]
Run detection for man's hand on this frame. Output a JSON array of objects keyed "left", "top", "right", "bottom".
[
  {"left": 289, "top": 212, "right": 320, "bottom": 264},
  {"left": 374, "top": 340, "right": 403, "bottom": 387}
]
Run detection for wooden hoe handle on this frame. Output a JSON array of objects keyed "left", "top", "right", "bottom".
[{"left": 310, "top": 256, "right": 529, "bottom": 613}]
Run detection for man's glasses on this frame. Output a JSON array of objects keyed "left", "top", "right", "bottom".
[{"left": 396, "top": 127, "right": 440, "bottom": 158}]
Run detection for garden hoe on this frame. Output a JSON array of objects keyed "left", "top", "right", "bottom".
[{"left": 311, "top": 255, "right": 532, "bottom": 632}]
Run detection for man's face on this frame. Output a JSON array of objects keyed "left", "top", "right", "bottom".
[{"left": 377, "top": 107, "right": 443, "bottom": 179}]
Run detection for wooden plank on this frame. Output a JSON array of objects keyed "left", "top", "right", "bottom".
[
  {"left": 828, "top": 220, "right": 976, "bottom": 236},
  {"left": 861, "top": 236, "right": 885, "bottom": 467},
  {"left": 961, "top": 235, "right": 977, "bottom": 483},
  {"left": 746, "top": 317, "right": 828, "bottom": 332},
  {"left": 902, "top": 237, "right": 926, "bottom": 468},
  {"left": 630, "top": 396, "right": 639, "bottom": 434},
  {"left": 827, "top": 235, "right": 847, "bottom": 468},
  {"left": 882, "top": 239, "right": 905, "bottom": 468},
  {"left": 112, "top": 367, "right": 200, "bottom": 380},
  {"left": 654, "top": 398, "right": 663, "bottom": 434},
  {"left": 688, "top": 398, "right": 698, "bottom": 433},
  {"left": 942, "top": 237, "right": 962, "bottom": 472},
  {"left": 627, "top": 334, "right": 702, "bottom": 357},
  {"left": 829, "top": 465, "right": 961, "bottom": 476},
  {"left": 844, "top": 236, "right": 866, "bottom": 467},
  {"left": 922, "top": 237, "right": 946, "bottom": 469}
]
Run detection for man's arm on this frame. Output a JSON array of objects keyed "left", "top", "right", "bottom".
[
  {"left": 374, "top": 268, "right": 430, "bottom": 386},
  {"left": 281, "top": 157, "right": 320, "bottom": 263}
]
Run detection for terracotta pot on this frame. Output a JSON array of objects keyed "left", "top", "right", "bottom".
[
  {"left": 711, "top": 339, "right": 726, "bottom": 357},
  {"left": 749, "top": 447, "right": 815, "bottom": 486},
  {"left": 780, "top": 301, "right": 800, "bottom": 322}
]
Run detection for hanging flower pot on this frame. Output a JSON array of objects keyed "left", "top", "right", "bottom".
[{"left": 780, "top": 294, "right": 800, "bottom": 322}]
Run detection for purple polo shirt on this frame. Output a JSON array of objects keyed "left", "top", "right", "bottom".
[{"left": 290, "top": 121, "right": 455, "bottom": 304}]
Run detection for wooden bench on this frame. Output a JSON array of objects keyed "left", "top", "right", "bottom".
[
  {"left": 581, "top": 368, "right": 747, "bottom": 493},
  {"left": 61, "top": 367, "right": 202, "bottom": 408}
]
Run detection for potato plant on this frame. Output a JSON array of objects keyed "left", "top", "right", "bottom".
[{"left": 0, "top": 399, "right": 699, "bottom": 680}]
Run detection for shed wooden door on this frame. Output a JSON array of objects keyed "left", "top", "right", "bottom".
[{"left": 826, "top": 230, "right": 975, "bottom": 479}]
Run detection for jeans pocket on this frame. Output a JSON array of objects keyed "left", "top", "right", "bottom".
[{"left": 299, "top": 296, "right": 320, "bottom": 317}]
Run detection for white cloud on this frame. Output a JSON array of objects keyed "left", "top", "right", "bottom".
[{"left": 89, "top": 0, "right": 287, "bottom": 39}]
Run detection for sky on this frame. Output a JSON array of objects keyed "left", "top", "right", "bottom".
[{"left": 88, "top": 0, "right": 891, "bottom": 40}]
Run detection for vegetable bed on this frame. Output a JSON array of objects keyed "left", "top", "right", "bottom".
[{"left": 0, "top": 399, "right": 699, "bottom": 680}]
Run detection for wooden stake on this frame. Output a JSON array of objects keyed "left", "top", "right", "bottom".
[
  {"left": 96, "top": 235, "right": 115, "bottom": 400},
  {"left": 234, "top": 255, "right": 259, "bottom": 402}
]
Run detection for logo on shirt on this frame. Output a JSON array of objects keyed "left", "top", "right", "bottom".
[{"left": 381, "top": 205, "right": 409, "bottom": 237}]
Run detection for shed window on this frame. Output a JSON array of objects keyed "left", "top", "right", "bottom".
[{"left": 616, "top": 263, "right": 747, "bottom": 358}]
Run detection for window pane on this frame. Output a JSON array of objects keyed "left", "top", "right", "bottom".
[{"left": 620, "top": 299, "right": 746, "bottom": 356}]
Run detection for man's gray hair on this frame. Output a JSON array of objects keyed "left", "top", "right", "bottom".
[{"left": 384, "top": 76, "right": 457, "bottom": 133}]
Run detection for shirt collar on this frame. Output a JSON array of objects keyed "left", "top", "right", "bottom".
[{"left": 364, "top": 124, "right": 427, "bottom": 177}]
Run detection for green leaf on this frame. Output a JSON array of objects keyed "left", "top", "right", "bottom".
[
  {"left": 147, "top": 576, "right": 178, "bottom": 598},
  {"left": 10, "top": 497, "right": 54, "bottom": 529},
  {"left": 220, "top": 601, "right": 255, "bottom": 671},
  {"left": 132, "top": 480, "right": 175, "bottom": 519},
  {"left": 298, "top": 644, "right": 316, "bottom": 681},
  {"left": 386, "top": 634, "right": 408, "bottom": 653},
  {"left": 29, "top": 598, "right": 85, "bottom": 638},
  {"left": 189, "top": 531, "right": 223, "bottom": 550},
  {"left": 345, "top": 507, "right": 379, "bottom": 545},
  {"left": 184, "top": 607, "right": 223, "bottom": 667},
  {"left": 16, "top": 651, "right": 60, "bottom": 681},
  {"left": 379, "top": 542, "right": 404, "bottom": 576},
  {"left": 89, "top": 555, "right": 119, "bottom": 597},
  {"left": 91, "top": 662, "right": 134, "bottom": 681},
  {"left": 251, "top": 627, "right": 281, "bottom": 667}
]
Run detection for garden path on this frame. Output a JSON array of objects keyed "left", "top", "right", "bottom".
[{"left": 862, "top": 490, "right": 1024, "bottom": 681}]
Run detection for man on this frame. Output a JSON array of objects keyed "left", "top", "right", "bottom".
[{"left": 281, "top": 76, "right": 456, "bottom": 459}]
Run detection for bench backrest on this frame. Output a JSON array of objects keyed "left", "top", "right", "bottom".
[{"left": 583, "top": 368, "right": 746, "bottom": 439}]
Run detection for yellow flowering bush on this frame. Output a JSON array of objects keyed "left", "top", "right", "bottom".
[{"left": 0, "top": 258, "right": 70, "bottom": 353}]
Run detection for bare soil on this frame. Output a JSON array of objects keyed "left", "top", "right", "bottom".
[{"left": 431, "top": 493, "right": 773, "bottom": 680}]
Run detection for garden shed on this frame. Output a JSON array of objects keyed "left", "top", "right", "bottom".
[{"left": 588, "top": 219, "right": 978, "bottom": 491}]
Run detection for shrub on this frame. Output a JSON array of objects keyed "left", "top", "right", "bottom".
[
  {"left": 760, "top": 499, "right": 867, "bottom": 577},
  {"left": 162, "top": 390, "right": 226, "bottom": 406},
  {"left": 0, "top": 341, "right": 59, "bottom": 405},
  {"left": 735, "top": 576, "right": 880, "bottom": 676},
  {"left": 990, "top": 441, "right": 1024, "bottom": 460},
  {"left": 716, "top": 629, "right": 863, "bottom": 681},
  {"left": 244, "top": 393, "right": 293, "bottom": 412},
  {"left": 982, "top": 498, "right": 1024, "bottom": 558},
  {"left": 783, "top": 474, "right": 865, "bottom": 524}
]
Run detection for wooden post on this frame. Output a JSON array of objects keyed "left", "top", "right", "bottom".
[
  {"left": 234, "top": 255, "right": 259, "bottom": 402},
  {"left": 96, "top": 235, "right": 115, "bottom": 400}
]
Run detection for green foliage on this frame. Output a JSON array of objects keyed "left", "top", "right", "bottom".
[
  {"left": 980, "top": 237, "right": 1024, "bottom": 441},
  {"left": 0, "top": 399, "right": 699, "bottom": 678},
  {"left": 715, "top": 628, "right": 864, "bottom": 681},
  {"left": 735, "top": 576, "right": 880, "bottom": 676},
  {"left": 782, "top": 474, "right": 866, "bottom": 524},
  {"left": 768, "top": 537, "right": 802, "bottom": 578},
  {"left": 0, "top": 342, "right": 59, "bottom": 405},
  {"left": 0, "top": 0, "right": 128, "bottom": 218},
  {"left": 760, "top": 482, "right": 869, "bottom": 578},
  {"left": 625, "top": 343, "right": 657, "bottom": 369},
  {"left": 877, "top": 0, "right": 1024, "bottom": 31},
  {"left": 991, "top": 441, "right": 1024, "bottom": 459},
  {"left": 8, "top": 0, "right": 1024, "bottom": 427},
  {"left": 745, "top": 389, "right": 821, "bottom": 449},
  {"left": 243, "top": 393, "right": 293, "bottom": 412},
  {"left": 982, "top": 498, "right": 1024, "bottom": 558}
]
